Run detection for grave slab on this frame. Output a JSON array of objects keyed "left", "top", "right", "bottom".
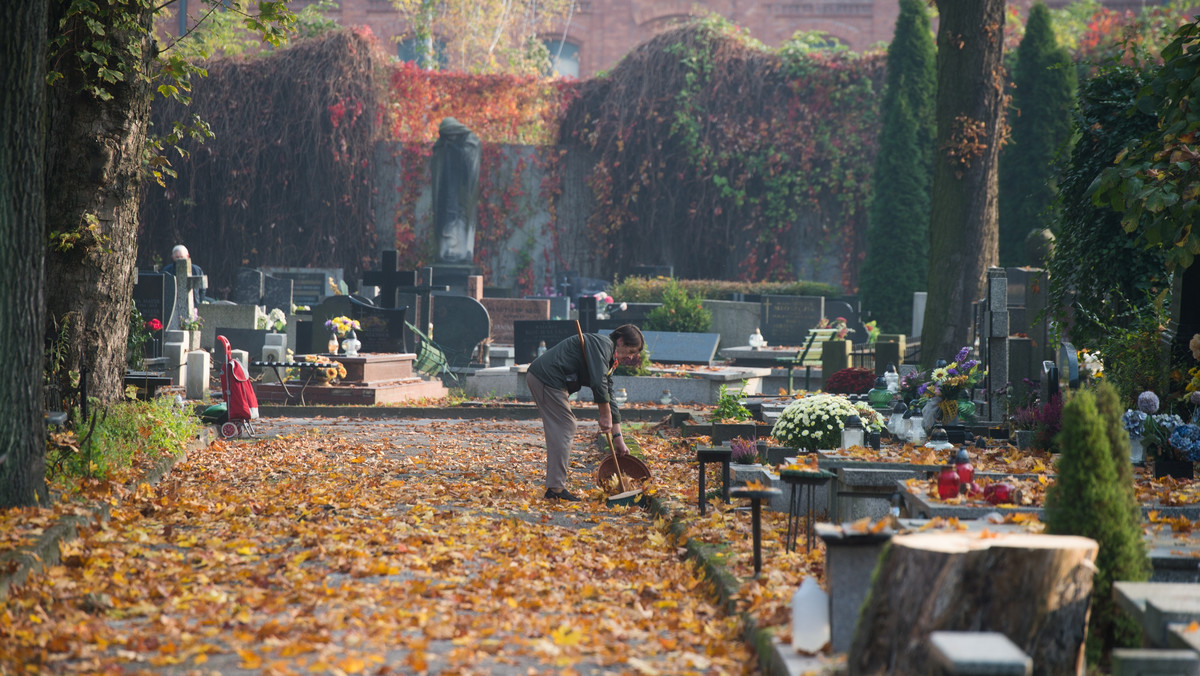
[{"left": 642, "top": 330, "right": 721, "bottom": 365}]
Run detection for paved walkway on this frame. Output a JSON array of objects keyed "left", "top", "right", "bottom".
[{"left": 2, "top": 417, "right": 759, "bottom": 675}]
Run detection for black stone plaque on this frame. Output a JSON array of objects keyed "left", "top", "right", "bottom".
[
  {"left": 262, "top": 267, "right": 343, "bottom": 307},
  {"left": 514, "top": 320, "right": 579, "bottom": 364},
  {"left": 310, "top": 295, "right": 408, "bottom": 354},
  {"left": 216, "top": 328, "right": 271, "bottom": 360},
  {"left": 760, "top": 295, "right": 825, "bottom": 346},
  {"left": 133, "top": 272, "right": 175, "bottom": 359},
  {"left": 641, "top": 330, "right": 720, "bottom": 365},
  {"left": 234, "top": 269, "right": 264, "bottom": 305},
  {"left": 262, "top": 274, "right": 294, "bottom": 313},
  {"left": 527, "top": 295, "right": 570, "bottom": 320}
]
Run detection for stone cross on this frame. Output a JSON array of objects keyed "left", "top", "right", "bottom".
[
  {"left": 167, "top": 257, "right": 207, "bottom": 332},
  {"left": 361, "top": 250, "right": 417, "bottom": 309},
  {"left": 416, "top": 267, "right": 449, "bottom": 340}
]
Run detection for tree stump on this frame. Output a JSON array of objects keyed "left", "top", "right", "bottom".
[{"left": 848, "top": 531, "right": 1098, "bottom": 676}]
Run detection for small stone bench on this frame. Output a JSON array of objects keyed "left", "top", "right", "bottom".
[{"left": 928, "top": 631, "right": 1031, "bottom": 676}]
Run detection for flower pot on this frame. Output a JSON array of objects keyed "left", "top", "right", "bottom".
[
  {"left": 1154, "top": 458, "right": 1194, "bottom": 480},
  {"left": 1129, "top": 437, "right": 1144, "bottom": 464},
  {"left": 186, "top": 330, "right": 201, "bottom": 351}
]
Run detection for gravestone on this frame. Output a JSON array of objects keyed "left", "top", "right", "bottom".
[
  {"left": 262, "top": 275, "right": 294, "bottom": 313},
  {"left": 480, "top": 298, "right": 550, "bottom": 344},
  {"left": 514, "top": 320, "right": 579, "bottom": 364},
  {"left": 1169, "top": 263, "right": 1200, "bottom": 367},
  {"left": 234, "top": 269, "right": 264, "bottom": 305},
  {"left": 261, "top": 267, "right": 344, "bottom": 307},
  {"left": 133, "top": 272, "right": 175, "bottom": 359},
  {"left": 1025, "top": 268, "right": 1051, "bottom": 369},
  {"left": 912, "top": 291, "right": 928, "bottom": 340},
  {"left": 760, "top": 295, "right": 824, "bottom": 346},
  {"left": 527, "top": 295, "right": 570, "bottom": 320},
  {"left": 199, "top": 304, "right": 263, "bottom": 352},
  {"left": 432, "top": 293, "right": 490, "bottom": 369},
  {"left": 641, "top": 330, "right": 720, "bottom": 365},
  {"left": 985, "top": 268, "right": 1010, "bottom": 423},
  {"left": 310, "top": 295, "right": 409, "bottom": 354},
  {"left": 165, "top": 257, "right": 205, "bottom": 332}
]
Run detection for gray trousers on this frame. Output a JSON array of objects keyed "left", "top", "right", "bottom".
[{"left": 527, "top": 373, "right": 576, "bottom": 490}]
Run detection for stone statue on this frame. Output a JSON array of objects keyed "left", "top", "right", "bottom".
[{"left": 431, "top": 117, "right": 481, "bottom": 264}]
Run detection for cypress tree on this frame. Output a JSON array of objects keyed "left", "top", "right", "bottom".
[
  {"left": 859, "top": 0, "right": 935, "bottom": 335},
  {"left": 998, "top": 2, "right": 1077, "bottom": 267},
  {"left": 1044, "top": 389, "right": 1150, "bottom": 666}
]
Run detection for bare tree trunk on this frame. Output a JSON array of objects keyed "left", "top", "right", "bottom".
[
  {"left": 44, "top": 0, "right": 155, "bottom": 406},
  {"left": 922, "top": 0, "right": 1005, "bottom": 364},
  {"left": 849, "top": 532, "right": 1097, "bottom": 676},
  {"left": 0, "top": 0, "right": 50, "bottom": 508}
]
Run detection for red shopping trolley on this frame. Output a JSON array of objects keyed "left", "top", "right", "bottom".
[{"left": 215, "top": 335, "right": 259, "bottom": 439}]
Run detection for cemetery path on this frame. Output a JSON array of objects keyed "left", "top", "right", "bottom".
[{"left": 2, "top": 417, "right": 762, "bottom": 675}]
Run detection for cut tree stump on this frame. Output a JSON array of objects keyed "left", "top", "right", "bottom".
[{"left": 848, "top": 531, "right": 1098, "bottom": 676}]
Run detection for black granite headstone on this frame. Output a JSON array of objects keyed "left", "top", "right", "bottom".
[
  {"left": 262, "top": 267, "right": 343, "bottom": 307},
  {"left": 133, "top": 272, "right": 175, "bottom": 359},
  {"left": 234, "top": 269, "right": 264, "bottom": 305},
  {"left": 527, "top": 295, "right": 571, "bottom": 320},
  {"left": 262, "top": 274, "right": 294, "bottom": 313},
  {"left": 310, "top": 295, "right": 409, "bottom": 354},
  {"left": 514, "top": 320, "right": 579, "bottom": 364},
  {"left": 431, "top": 293, "right": 490, "bottom": 369},
  {"left": 641, "top": 330, "right": 720, "bottom": 365},
  {"left": 360, "top": 250, "right": 417, "bottom": 309},
  {"left": 216, "top": 328, "right": 271, "bottom": 360},
  {"left": 760, "top": 295, "right": 825, "bottom": 346}
]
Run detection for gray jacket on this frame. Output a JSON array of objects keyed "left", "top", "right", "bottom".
[{"left": 528, "top": 332, "right": 621, "bottom": 424}]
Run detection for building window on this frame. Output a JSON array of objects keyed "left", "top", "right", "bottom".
[
  {"left": 543, "top": 39, "right": 580, "bottom": 78},
  {"left": 398, "top": 36, "right": 447, "bottom": 67}
]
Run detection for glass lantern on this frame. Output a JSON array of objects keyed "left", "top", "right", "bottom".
[
  {"left": 867, "top": 376, "right": 893, "bottom": 411},
  {"left": 613, "top": 388, "right": 629, "bottom": 406},
  {"left": 748, "top": 328, "right": 767, "bottom": 350},
  {"left": 937, "top": 464, "right": 961, "bottom": 500},
  {"left": 660, "top": 389, "right": 673, "bottom": 406},
  {"left": 341, "top": 330, "right": 361, "bottom": 358},
  {"left": 924, "top": 425, "right": 954, "bottom": 452},
  {"left": 840, "top": 415, "right": 865, "bottom": 450},
  {"left": 953, "top": 447, "right": 975, "bottom": 484},
  {"left": 888, "top": 401, "right": 908, "bottom": 436},
  {"left": 327, "top": 332, "right": 340, "bottom": 355}
]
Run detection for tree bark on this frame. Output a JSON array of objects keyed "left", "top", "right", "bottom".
[
  {"left": 44, "top": 0, "right": 156, "bottom": 406},
  {"left": 0, "top": 0, "right": 50, "bottom": 508},
  {"left": 848, "top": 531, "right": 1097, "bottom": 676},
  {"left": 922, "top": 0, "right": 1005, "bottom": 364}
]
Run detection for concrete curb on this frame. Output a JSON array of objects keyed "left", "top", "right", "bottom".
[
  {"left": 0, "top": 427, "right": 212, "bottom": 603},
  {"left": 258, "top": 404, "right": 688, "bottom": 423}
]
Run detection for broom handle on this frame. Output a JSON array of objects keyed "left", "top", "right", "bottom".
[{"left": 605, "top": 432, "right": 629, "bottom": 493}]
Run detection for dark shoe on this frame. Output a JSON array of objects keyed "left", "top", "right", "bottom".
[{"left": 544, "top": 488, "right": 581, "bottom": 502}]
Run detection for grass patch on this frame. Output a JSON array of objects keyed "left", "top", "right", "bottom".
[{"left": 48, "top": 397, "right": 200, "bottom": 484}]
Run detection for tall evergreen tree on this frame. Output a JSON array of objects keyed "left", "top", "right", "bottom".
[
  {"left": 998, "top": 2, "right": 1076, "bottom": 267},
  {"left": 1045, "top": 388, "right": 1150, "bottom": 665},
  {"left": 859, "top": 0, "right": 936, "bottom": 335}
]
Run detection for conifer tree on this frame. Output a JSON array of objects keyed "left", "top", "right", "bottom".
[
  {"left": 998, "top": 2, "right": 1076, "bottom": 267},
  {"left": 860, "top": 0, "right": 936, "bottom": 334},
  {"left": 1044, "top": 389, "right": 1150, "bottom": 665}
]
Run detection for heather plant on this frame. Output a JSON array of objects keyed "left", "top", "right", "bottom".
[
  {"left": 1044, "top": 388, "right": 1150, "bottom": 666},
  {"left": 822, "top": 367, "right": 876, "bottom": 395}
]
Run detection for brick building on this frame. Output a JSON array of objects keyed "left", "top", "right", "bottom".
[{"left": 165, "top": 0, "right": 1175, "bottom": 78}]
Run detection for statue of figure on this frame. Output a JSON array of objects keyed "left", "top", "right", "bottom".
[{"left": 431, "top": 117, "right": 481, "bottom": 264}]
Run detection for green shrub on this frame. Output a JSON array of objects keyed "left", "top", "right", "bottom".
[
  {"left": 50, "top": 397, "right": 200, "bottom": 481},
  {"left": 1044, "top": 387, "right": 1150, "bottom": 666},
  {"left": 1093, "top": 289, "right": 1170, "bottom": 405},
  {"left": 709, "top": 383, "right": 751, "bottom": 422},
  {"left": 611, "top": 276, "right": 839, "bottom": 303},
  {"left": 643, "top": 280, "right": 713, "bottom": 333}
]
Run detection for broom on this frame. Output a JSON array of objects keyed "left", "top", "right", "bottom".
[{"left": 604, "top": 432, "right": 644, "bottom": 508}]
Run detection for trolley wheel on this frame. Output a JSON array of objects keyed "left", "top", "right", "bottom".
[{"left": 220, "top": 422, "right": 239, "bottom": 439}]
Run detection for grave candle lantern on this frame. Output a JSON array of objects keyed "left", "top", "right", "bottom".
[
  {"left": 840, "top": 415, "right": 864, "bottom": 450},
  {"left": 953, "top": 447, "right": 974, "bottom": 484},
  {"left": 937, "top": 464, "right": 960, "bottom": 500}
]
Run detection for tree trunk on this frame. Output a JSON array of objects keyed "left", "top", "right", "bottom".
[
  {"left": 848, "top": 531, "right": 1097, "bottom": 676},
  {"left": 0, "top": 0, "right": 50, "bottom": 508},
  {"left": 44, "top": 0, "right": 155, "bottom": 407},
  {"left": 922, "top": 0, "right": 1005, "bottom": 364}
]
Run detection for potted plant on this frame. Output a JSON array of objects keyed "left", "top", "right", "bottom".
[
  {"left": 708, "top": 382, "right": 758, "bottom": 443},
  {"left": 771, "top": 393, "right": 876, "bottom": 452}
]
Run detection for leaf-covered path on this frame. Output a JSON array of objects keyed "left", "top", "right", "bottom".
[{"left": 3, "top": 418, "right": 759, "bottom": 675}]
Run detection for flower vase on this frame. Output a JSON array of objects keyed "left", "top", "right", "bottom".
[
  {"left": 938, "top": 398, "right": 960, "bottom": 425},
  {"left": 187, "top": 330, "right": 201, "bottom": 351},
  {"left": 1129, "top": 437, "right": 1144, "bottom": 464}
]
